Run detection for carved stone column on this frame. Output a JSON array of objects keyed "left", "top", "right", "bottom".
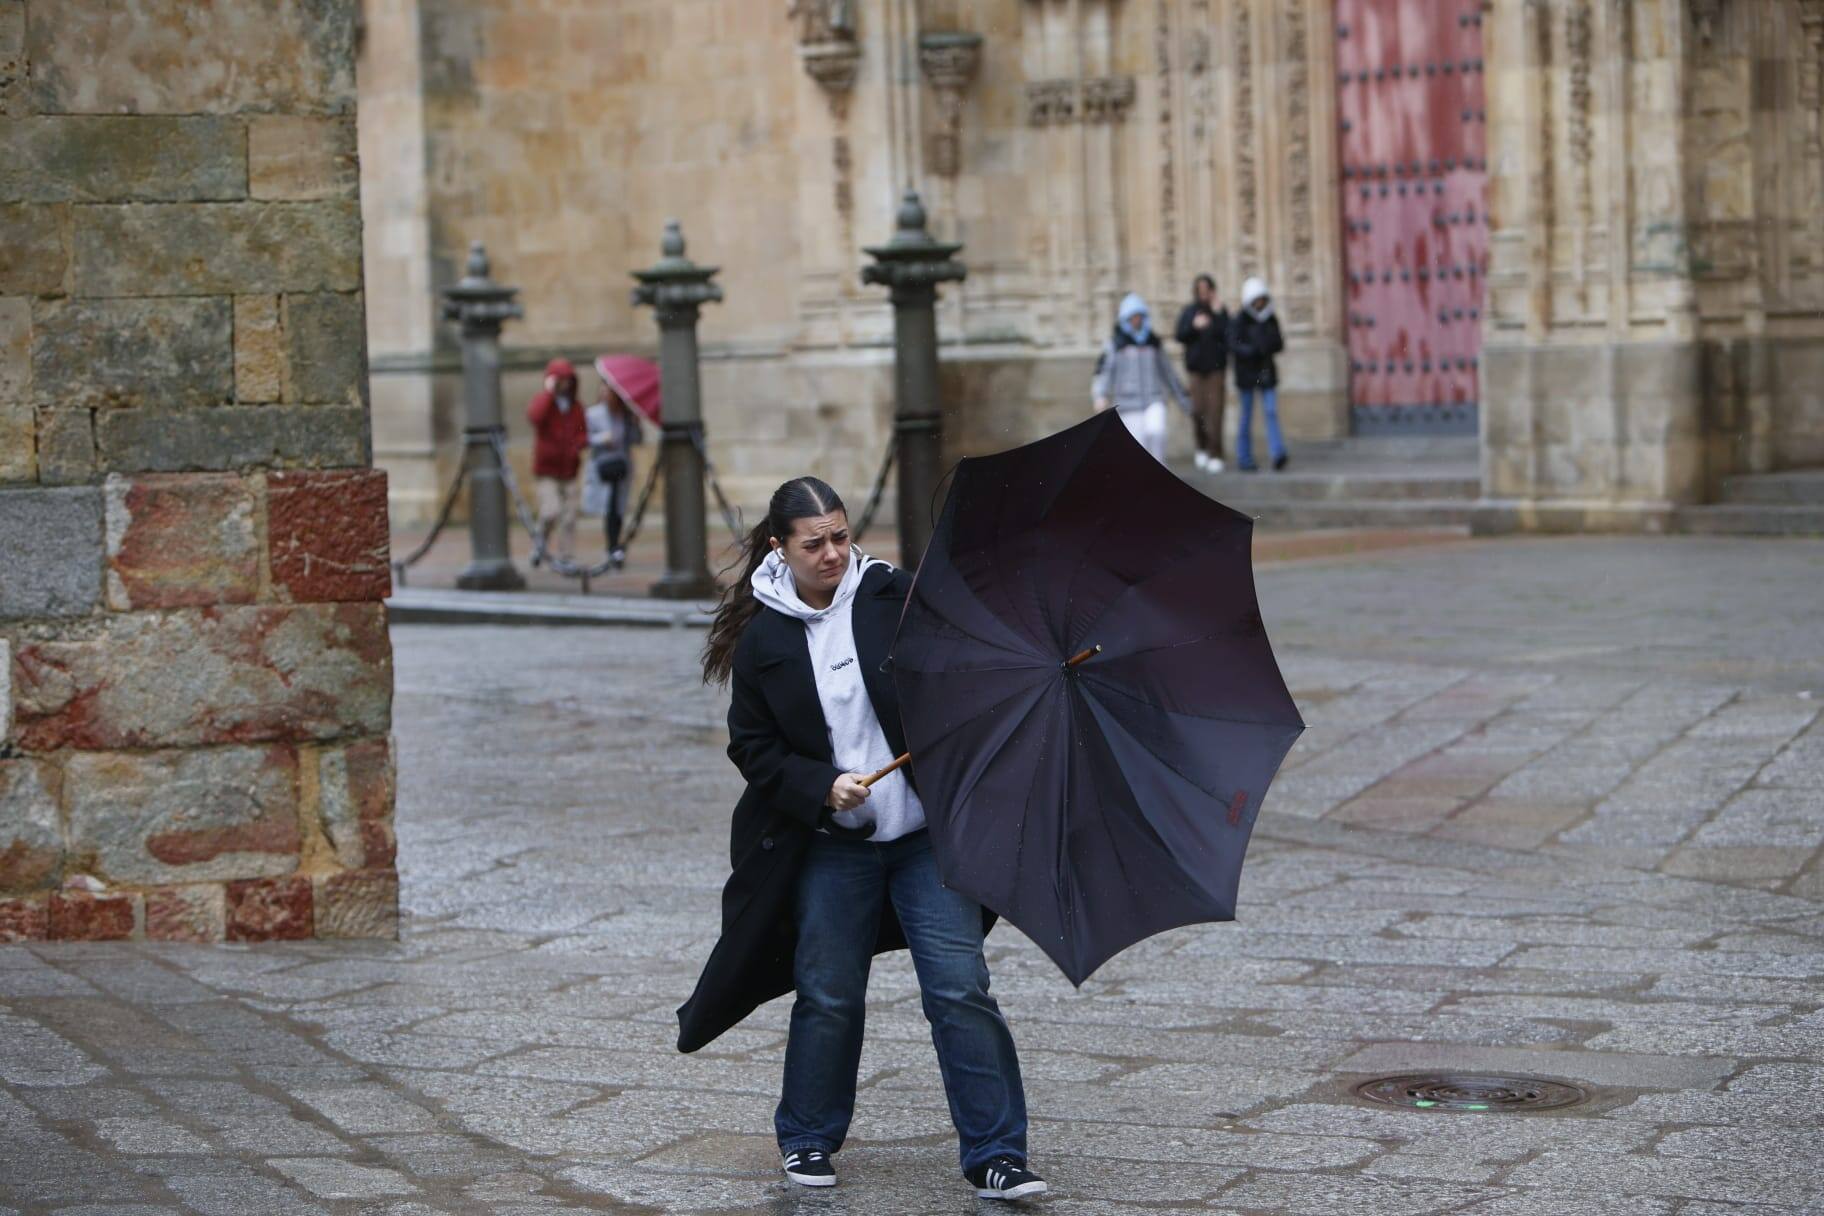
[
  {"left": 917, "top": 31, "right": 981, "bottom": 177},
  {"left": 796, "top": 4, "right": 863, "bottom": 225}
]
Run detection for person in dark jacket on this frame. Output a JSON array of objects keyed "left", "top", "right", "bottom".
[
  {"left": 526, "top": 357, "right": 590, "bottom": 563},
  {"left": 682, "top": 477, "right": 1044, "bottom": 1202},
  {"left": 1229, "top": 276, "right": 1289, "bottom": 471},
  {"left": 1174, "top": 274, "right": 1231, "bottom": 472}
]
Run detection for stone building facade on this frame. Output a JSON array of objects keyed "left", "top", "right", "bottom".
[
  {"left": 360, "top": 0, "right": 1824, "bottom": 531},
  {"left": 1, "top": 0, "right": 398, "bottom": 943}
]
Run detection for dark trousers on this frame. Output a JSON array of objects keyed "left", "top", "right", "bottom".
[
  {"left": 601, "top": 475, "right": 629, "bottom": 551},
  {"left": 1189, "top": 371, "right": 1227, "bottom": 457}
]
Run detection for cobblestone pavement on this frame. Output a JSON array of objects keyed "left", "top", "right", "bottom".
[{"left": 4, "top": 535, "right": 1823, "bottom": 1214}]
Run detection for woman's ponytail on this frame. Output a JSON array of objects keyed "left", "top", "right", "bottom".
[
  {"left": 699, "top": 476, "right": 847, "bottom": 686},
  {"left": 701, "top": 517, "right": 774, "bottom": 687}
]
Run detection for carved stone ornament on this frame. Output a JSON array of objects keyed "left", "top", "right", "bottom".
[
  {"left": 1026, "top": 79, "right": 1077, "bottom": 126},
  {"left": 1688, "top": 0, "right": 1723, "bottom": 45},
  {"left": 800, "top": 41, "right": 863, "bottom": 98},
  {"left": 1082, "top": 76, "right": 1137, "bottom": 123},
  {"left": 792, "top": 0, "right": 861, "bottom": 108},
  {"left": 790, "top": 0, "right": 856, "bottom": 44},
  {"left": 919, "top": 31, "right": 982, "bottom": 177}
]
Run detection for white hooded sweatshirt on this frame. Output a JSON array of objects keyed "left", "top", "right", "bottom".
[{"left": 750, "top": 548, "right": 927, "bottom": 843}]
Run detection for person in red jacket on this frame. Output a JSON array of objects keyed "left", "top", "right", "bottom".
[{"left": 527, "top": 357, "right": 590, "bottom": 565}]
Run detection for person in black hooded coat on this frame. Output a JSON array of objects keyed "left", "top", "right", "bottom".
[
  {"left": 678, "top": 476, "right": 1045, "bottom": 1202},
  {"left": 1228, "top": 275, "right": 1289, "bottom": 471}
]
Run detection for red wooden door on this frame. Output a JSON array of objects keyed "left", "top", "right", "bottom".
[{"left": 1335, "top": 0, "right": 1488, "bottom": 435}]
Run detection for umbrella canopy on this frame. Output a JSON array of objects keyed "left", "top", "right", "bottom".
[
  {"left": 594, "top": 354, "right": 662, "bottom": 425},
  {"left": 890, "top": 410, "right": 1304, "bottom": 984}
]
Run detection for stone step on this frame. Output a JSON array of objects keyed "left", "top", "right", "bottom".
[
  {"left": 1216, "top": 498, "right": 1479, "bottom": 530},
  {"left": 1718, "top": 468, "right": 1824, "bottom": 506},
  {"left": 1671, "top": 504, "right": 1824, "bottom": 536},
  {"left": 1186, "top": 469, "right": 1481, "bottom": 503},
  {"left": 1297, "top": 435, "right": 1482, "bottom": 462}
]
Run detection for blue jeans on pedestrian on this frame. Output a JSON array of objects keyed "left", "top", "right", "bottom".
[
  {"left": 1236, "top": 385, "right": 1287, "bottom": 468},
  {"left": 776, "top": 829, "right": 1028, "bottom": 1173}
]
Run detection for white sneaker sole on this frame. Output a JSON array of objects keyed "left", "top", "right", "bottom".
[
  {"left": 977, "top": 1180, "right": 1048, "bottom": 1200},
  {"left": 785, "top": 1170, "right": 837, "bottom": 1187}
]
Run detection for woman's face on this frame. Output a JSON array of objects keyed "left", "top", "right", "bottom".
[
  {"left": 771, "top": 510, "right": 851, "bottom": 599},
  {"left": 1251, "top": 295, "right": 1270, "bottom": 315}
]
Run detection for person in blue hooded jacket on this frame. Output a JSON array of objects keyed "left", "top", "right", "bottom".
[{"left": 1091, "top": 292, "right": 1193, "bottom": 464}]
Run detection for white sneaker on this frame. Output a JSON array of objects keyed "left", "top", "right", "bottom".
[
  {"left": 1193, "top": 451, "right": 1210, "bottom": 471},
  {"left": 1209, "top": 456, "right": 1226, "bottom": 473}
]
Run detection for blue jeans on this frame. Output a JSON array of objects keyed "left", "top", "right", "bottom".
[
  {"left": 776, "top": 830, "right": 1028, "bottom": 1173},
  {"left": 1236, "top": 385, "right": 1287, "bottom": 467}
]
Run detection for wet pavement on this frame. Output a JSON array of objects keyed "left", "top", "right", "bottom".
[{"left": 4, "top": 533, "right": 1824, "bottom": 1214}]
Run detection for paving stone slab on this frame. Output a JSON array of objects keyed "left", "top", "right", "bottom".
[{"left": 1505, "top": 1150, "right": 1821, "bottom": 1206}]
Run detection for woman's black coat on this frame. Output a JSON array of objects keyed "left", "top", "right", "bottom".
[
  {"left": 675, "top": 563, "right": 992, "bottom": 1053},
  {"left": 1173, "top": 302, "right": 1231, "bottom": 374},
  {"left": 1228, "top": 308, "right": 1284, "bottom": 390}
]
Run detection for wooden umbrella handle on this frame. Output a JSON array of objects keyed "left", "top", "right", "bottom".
[
  {"left": 861, "top": 645, "right": 1099, "bottom": 788},
  {"left": 861, "top": 753, "right": 911, "bottom": 787}
]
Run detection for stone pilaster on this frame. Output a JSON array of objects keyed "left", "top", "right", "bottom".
[{"left": 0, "top": 0, "right": 396, "bottom": 944}]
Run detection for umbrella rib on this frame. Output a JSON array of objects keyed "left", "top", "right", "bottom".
[
  {"left": 1080, "top": 669, "right": 1304, "bottom": 729},
  {"left": 1075, "top": 542, "right": 1257, "bottom": 650},
  {"left": 1055, "top": 509, "right": 1119, "bottom": 652},
  {"left": 903, "top": 672, "right": 1054, "bottom": 770},
  {"left": 899, "top": 591, "right": 1052, "bottom": 668},
  {"left": 940, "top": 680, "right": 1058, "bottom": 838}
]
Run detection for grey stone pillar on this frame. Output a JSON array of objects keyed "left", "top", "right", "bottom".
[
  {"left": 442, "top": 241, "right": 525, "bottom": 591},
  {"left": 863, "top": 190, "right": 966, "bottom": 566},
  {"left": 632, "top": 221, "right": 722, "bottom": 600}
]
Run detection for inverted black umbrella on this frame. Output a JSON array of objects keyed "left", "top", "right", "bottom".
[{"left": 884, "top": 410, "right": 1304, "bottom": 984}]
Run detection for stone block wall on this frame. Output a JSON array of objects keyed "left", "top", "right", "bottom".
[{"left": 0, "top": 0, "right": 397, "bottom": 943}]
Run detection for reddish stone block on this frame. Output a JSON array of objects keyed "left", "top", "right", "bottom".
[
  {"left": 313, "top": 868, "right": 398, "bottom": 939},
  {"left": 0, "top": 895, "right": 48, "bottom": 942},
  {"left": 317, "top": 736, "right": 396, "bottom": 869},
  {"left": 48, "top": 891, "right": 137, "bottom": 941},
  {"left": 268, "top": 469, "right": 392, "bottom": 602},
  {"left": 145, "top": 884, "right": 227, "bottom": 942},
  {"left": 104, "top": 473, "right": 258, "bottom": 610},
  {"left": 226, "top": 875, "right": 313, "bottom": 941},
  {"left": 9, "top": 603, "right": 391, "bottom": 751}
]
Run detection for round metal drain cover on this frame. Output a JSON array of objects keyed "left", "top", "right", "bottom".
[{"left": 1354, "top": 1073, "right": 1587, "bottom": 1113}]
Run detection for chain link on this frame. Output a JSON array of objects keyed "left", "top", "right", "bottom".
[{"left": 851, "top": 433, "right": 898, "bottom": 544}]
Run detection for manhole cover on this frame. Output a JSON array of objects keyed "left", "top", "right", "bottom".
[{"left": 1354, "top": 1073, "right": 1587, "bottom": 1113}]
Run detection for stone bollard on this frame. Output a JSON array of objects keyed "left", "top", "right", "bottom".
[
  {"left": 632, "top": 220, "right": 723, "bottom": 600},
  {"left": 442, "top": 241, "right": 526, "bottom": 591},
  {"left": 862, "top": 189, "right": 965, "bottom": 566}
]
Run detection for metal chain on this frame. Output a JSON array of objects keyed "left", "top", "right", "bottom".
[
  {"left": 685, "top": 426, "right": 746, "bottom": 539},
  {"left": 485, "top": 429, "right": 620, "bottom": 579},
  {"left": 851, "top": 432, "right": 899, "bottom": 544},
  {"left": 431, "top": 427, "right": 745, "bottom": 584},
  {"left": 388, "top": 451, "right": 470, "bottom": 588},
  {"left": 617, "top": 449, "right": 665, "bottom": 548}
]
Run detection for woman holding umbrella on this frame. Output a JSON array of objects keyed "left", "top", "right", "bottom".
[
  {"left": 682, "top": 477, "right": 1045, "bottom": 1202},
  {"left": 582, "top": 382, "right": 643, "bottom": 569}
]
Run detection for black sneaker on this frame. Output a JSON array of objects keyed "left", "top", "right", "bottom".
[
  {"left": 781, "top": 1147, "right": 836, "bottom": 1187},
  {"left": 968, "top": 1156, "right": 1047, "bottom": 1201},
  {"left": 1273, "top": 452, "right": 1289, "bottom": 471}
]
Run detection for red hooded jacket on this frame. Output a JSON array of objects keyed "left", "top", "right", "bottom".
[{"left": 527, "top": 357, "right": 590, "bottom": 479}]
